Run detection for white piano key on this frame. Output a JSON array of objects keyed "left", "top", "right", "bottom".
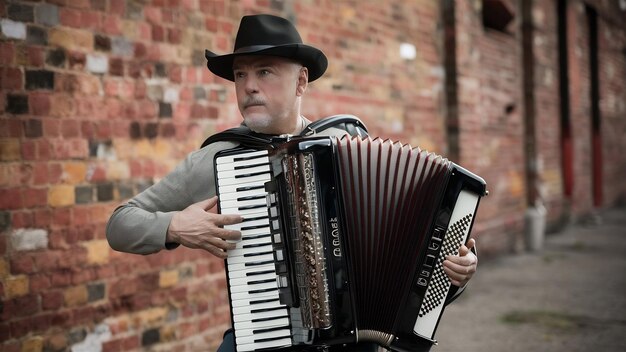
[
  {"left": 224, "top": 218, "right": 271, "bottom": 231},
  {"left": 227, "top": 252, "right": 274, "bottom": 265},
  {"left": 221, "top": 207, "right": 269, "bottom": 217},
  {"left": 236, "top": 337, "right": 292, "bottom": 351},
  {"left": 220, "top": 197, "right": 267, "bottom": 210},
  {"left": 233, "top": 307, "right": 289, "bottom": 323},
  {"left": 216, "top": 158, "right": 269, "bottom": 171},
  {"left": 218, "top": 182, "right": 267, "bottom": 195},
  {"left": 216, "top": 150, "right": 268, "bottom": 164},
  {"left": 229, "top": 271, "right": 277, "bottom": 287},
  {"left": 234, "top": 236, "right": 272, "bottom": 249},
  {"left": 218, "top": 173, "right": 271, "bottom": 187},
  {"left": 232, "top": 299, "right": 284, "bottom": 315},
  {"left": 229, "top": 279, "right": 278, "bottom": 294},
  {"left": 218, "top": 165, "right": 271, "bottom": 179},
  {"left": 219, "top": 188, "right": 269, "bottom": 201},
  {"left": 227, "top": 263, "right": 276, "bottom": 278},
  {"left": 235, "top": 328, "right": 291, "bottom": 345},
  {"left": 230, "top": 290, "right": 279, "bottom": 307},
  {"left": 233, "top": 317, "right": 290, "bottom": 332},
  {"left": 230, "top": 287, "right": 278, "bottom": 301},
  {"left": 227, "top": 244, "right": 273, "bottom": 258}
]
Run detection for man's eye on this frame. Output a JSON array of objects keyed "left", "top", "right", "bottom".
[
  {"left": 259, "top": 69, "right": 270, "bottom": 76},
  {"left": 234, "top": 72, "right": 245, "bottom": 79}
]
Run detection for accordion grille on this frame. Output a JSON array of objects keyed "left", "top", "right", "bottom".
[{"left": 335, "top": 136, "right": 451, "bottom": 334}]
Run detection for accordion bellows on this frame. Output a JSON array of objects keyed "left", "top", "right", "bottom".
[{"left": 336, "top": 137, "right": 452, "bottom": 334}]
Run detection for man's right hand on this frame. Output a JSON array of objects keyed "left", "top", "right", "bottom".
[{"left": 166, "top": 196, "right": 243, "bottom": 258}]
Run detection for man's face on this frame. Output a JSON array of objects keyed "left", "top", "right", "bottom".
[{"left": 233, "top": 55, "right": 307, "bottom": 134}]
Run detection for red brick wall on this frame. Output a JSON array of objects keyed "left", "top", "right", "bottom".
[{"left": 1, "top": 0, "right": 625, "bottom": 351}]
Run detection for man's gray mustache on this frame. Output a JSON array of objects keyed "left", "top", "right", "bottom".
[{"left": 243, "top": 98, "right": 265, "bottom": 108}]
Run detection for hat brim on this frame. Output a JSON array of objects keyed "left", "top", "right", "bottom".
[{"left": 205, "top": 44, "right": 328, "bottom": 82}]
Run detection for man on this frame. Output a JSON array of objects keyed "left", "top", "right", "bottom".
[{"left": 106, "top": 14, "right": 477, "bottom": 351}]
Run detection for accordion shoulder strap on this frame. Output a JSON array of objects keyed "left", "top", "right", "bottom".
[
  {"left": 200, "top": 126, "right": 274, "bottom": 149},
  {"left": 200, "top": 114, "right": 368, "bottom": 149},
  {"left": 298, "top": 114, "right": 368, "bottom": 137}
]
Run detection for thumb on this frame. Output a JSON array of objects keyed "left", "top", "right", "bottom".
[
  {"left": 196, "top": 196, "right": 218, "bottom": 212},
  {"left": 459, "top": 238, "right": 476, "bottom": 256}
]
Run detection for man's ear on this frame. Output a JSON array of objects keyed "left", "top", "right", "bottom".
[{"left": 296, "top": 66, "right": 308, "bottom": 96}]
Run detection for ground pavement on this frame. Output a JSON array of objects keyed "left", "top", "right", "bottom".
[{"left": 434, "top": 206, "right": 626, "bottom": 352}]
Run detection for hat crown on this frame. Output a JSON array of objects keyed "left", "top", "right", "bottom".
[{"left": 234, "top": 14, "right": 303, "bottom": 50}]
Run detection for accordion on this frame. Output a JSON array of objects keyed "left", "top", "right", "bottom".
[{"left": 215, "top": 135, "right": 487, "bottom": 352}]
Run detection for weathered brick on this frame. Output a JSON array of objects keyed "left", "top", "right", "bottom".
[
  {"left": 74, "top": 185, "right": 94, "bottom": 204},
  {"left": 5, "top": 275, "right": 29, "bottom": 298},
  {"left": 11, "top": 228, "right": 48, "bottom": 251},
  {"left": 0, "top": 139, "right": 21, "bottom": 162},
  {"left": 44, "top": 331, "right": 68, "bottom": 351},
  {"left": 22, "top": 187, "right": 47, "bottom": 208},
  {"left": 1, "top": 19, "right": 27, "bottom": 40},
  {"left": 27, "top": 25, "right": 48, "bottom": 46},
  {"left": 35, "top": 3, "right": 59, "bottom": 26},
  {"left": 158, "top": 269, "right": 179, "bottom": 288},
  {"left": 48, "top": 185, "right": 75, "bottom": 207},
  {"left": 6, "top": 94, "right": 28, "bottom": 114},
  {"left": 24, "top": 119, "right": 44, "bottom": 138},
  {"left": 86, "top": 54, "right": 109, "bottom": 74},
  {"left": 25, "top": 70, "right": 55, "bottom": 90},
  {"left": 30, "top": 92, "right": 51, "bottom": 116},
  {"left": 141, "top": 328, "right": 160, "bottom": 347},
  {"left": 49, "top": 27, "right": 93, "bottom": 51},
  {"left": 96, "top": 183, "right": 114, "bottom": 202},
  {"left": 21, "top": 336, "right": 44, "bottom": 352},
  {"left": 1, "top": 67, "right": 23, "bottom": 90},
  {"left": 64, "top": 285, "right": 88, "bottom": 307},
  {"left": 84, "top": 240, "right": 109, "bottom": 265},
  {"left": 62, "top": 162, "right": 86, "bottom": 184},
  {"left": 8, "top": 3, "right": 35, "bottom": 22},
  {"left": 46, "top": 47, "right": 66, "bottom": 67},
  {"left": 87, "top": 282, "right": 105, "bottom": 302},
  {"left": 0, "top": 258, "right": 8, "bottom": 278}
]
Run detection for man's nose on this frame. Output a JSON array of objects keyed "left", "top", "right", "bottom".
[{"left": 243, "top": 75, "right": 259, "bottom": 94}]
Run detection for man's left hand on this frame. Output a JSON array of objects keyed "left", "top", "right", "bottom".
[{"left": 442, "top": 238, "right": 478, "bottom": 287}]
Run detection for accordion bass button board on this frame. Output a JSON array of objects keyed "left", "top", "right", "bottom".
[{"left": 214, "top": 136, "right": 487, "bottom": 352}]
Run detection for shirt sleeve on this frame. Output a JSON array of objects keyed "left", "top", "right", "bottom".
[{"left": 105, "top": 142, "right": 235, "bottom": 254}]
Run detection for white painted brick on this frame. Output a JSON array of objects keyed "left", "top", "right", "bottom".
[
  {"left": 163, "top": 87, "right": 179, "bottom": 103},
  {"left": 87, "top": 54, "right": 109, "bottom": 74},
  {"left": 11, "top": 228, "right": 48, "bottom": 251},
  {"left": 1, "top": 19, "right": 27, "bottom": 40}
]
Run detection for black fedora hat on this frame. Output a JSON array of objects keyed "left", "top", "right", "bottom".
[{"left": 205, "top": 14, "right": 328, "bottom": 82}]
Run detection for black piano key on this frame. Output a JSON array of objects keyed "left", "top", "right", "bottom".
[
  {"left": 254, "top": 334, "right": 292, "bottom": 344},
  {"left": 234, "top": 162, "right": 270, "bottom": 170},
  {"left": 233, "top": 155, "right": 267, "bottom": 162},
  {"left": 252, "top": 325, "right": 291, "bottom": 335},
  {"left": 244, "top": 260, "right": 274, "bottom": 267},
  {"left": 237, "top": 194, "right": 267, "bottom": 201},
  {"left": 249, "top": 297, "right": 281, "bottom": 305},
  {"left": 249, "top": 287, "right": 278, "bottom": 295},
  {"left": 242, "top": 215, "right": 269, "bottom": 222},
  {"left": 242, "top": 242, "right": 272, "bottom": 249},
  {"left": 239, "top": 204, "right": 266, "bottom": 211},
  {"left": 246, "top": 269, "right": 275, "bottom": 277},
  {"left": 251, "top": 314, "right": 286, "bottom": 323},
  {"left": 235, "top": 171, "right": 269, "bottom": 179},
  {"left": 236, "top": 185, "right": 265, "bottom": 192},
  {"left": 247, "top": 278, "right": 275, "bottom": 285},
  {"left": 243, "top": 251, "right": 273, "bottom": 258},
  {"left": 241, "top": 224, "right": 271, "bottom": 231},
  {"left": 241, "top": 233, "right": 271, "bottom": 241}
]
